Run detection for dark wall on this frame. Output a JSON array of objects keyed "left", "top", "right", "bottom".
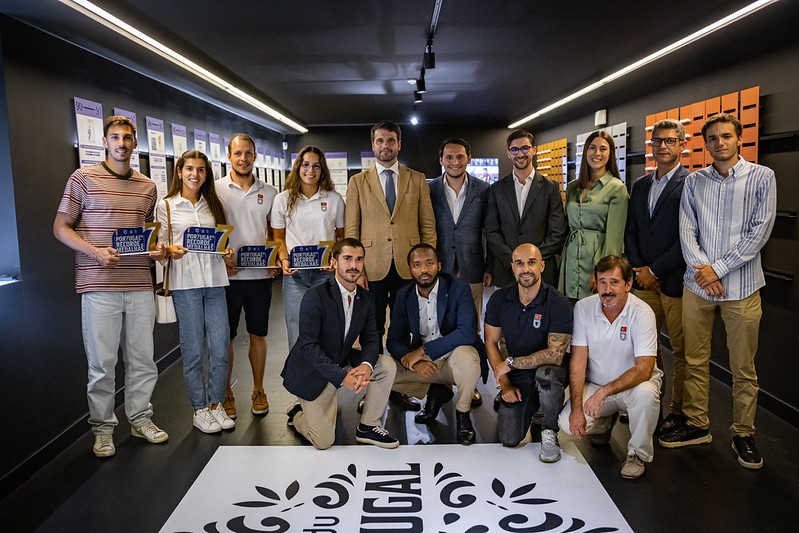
[{"left": 0, "top": 16, "right": 283, "bottom": 493}]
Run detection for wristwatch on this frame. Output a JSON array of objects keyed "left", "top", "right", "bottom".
[{"left": 505, "top": 356, "right": 514, "bottom": 369}]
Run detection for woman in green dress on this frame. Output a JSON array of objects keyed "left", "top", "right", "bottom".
[{"left": 559, "top": 130, "right": 628, "bottom": 301}]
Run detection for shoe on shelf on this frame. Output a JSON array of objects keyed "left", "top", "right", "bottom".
[
  {"left": 456, "top": 410, "right": 476, "bottom": 445},
  {"left": 92, "top": 434, "right": 116, "bottom": 458},
  {"left": 655, "top": 412, "right": 686, "bottom": 435},
  {"left": 732, "top": 435, "right": 763, "bottom": 469},
  {"left": 286, "top": 404, "right": 303, "bottom": 427},
  {"left": 620, "top": 453, "right": 646, "bottom": 479},
  {"left": 131, "top": 421, "right": 169, "bottom": 443},
  {"left": 223, "top": 394, "right": 237, "bottom": 420},
  {"left": 251, "top": 390, "right": 270, "bottom": 416},
  {"left": 211, "top": 403, "right": 236, "bottom": 430},
  {"left": 415, "top": 384, "right": 454, "bottom": 425},
  {"left": 657, "top": 424, "right": 712, "bottom": 448},
  {"left": 389, "top": 391, "right": 421, "bottom": 411},
  {"left": 356, "top": 424, "right": 399, "bottom": 449},
  {"left": 193, "top": 407, "right": 222, "bottom": 434},
  {"left": 539, "top": 429, "right": 561, "bottom": 463},
  {"left": 471, "top": 390, "right": 483, "bottom": 407},
  {"left": 590, "top": 413, "right": 619, "bottom": 447}
]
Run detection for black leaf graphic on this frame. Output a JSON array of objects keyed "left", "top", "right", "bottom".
[
  {"left": 255, "top": 486, "right": 280, "bottom": 500},
  {"left": 443, "top": 513, "right": 460, "bottom": 525},
  {"left": 348, "top": 463, "right": 357, "bottom": 477},
  {"left": 203, "top": 522, "right": 222, "bottom": 533},
  {"left": 562, "top": 518, "right": 584, "bottom": 532},
  {"left": 434, "top": 462, "right": 444, "bottom": 476},
  {"left": 330, "top": 473, "right": 354, "bottom": 486},
  {"left": 313, "top": 481, "right": 350, "bottom": 509},
  {"left": 498, "top": 511, "right": 563, "bottom": 532},
  {"left": 435, "top": 472, "right": 461, "bottom": 485},
  {"left": 510, "top": 482, "right": 537, "bottom": 498},
  {"left": 233, "top": 501, "right": 277, "bottom": 508},
  {"left": 226, "top": 515, "right": 290, "bottom": 533},
  {"left": 582, "top": 528, "right": 619, "bottom": 533},
  {"left": 285, "top": 480, "right": 300, "bottom": 500},
  {"left": 513, "top": 498, "right": 556, "bottom": 505},
  {"left": 492, "top": 478, "right": 506, "bottom": 497},
  {"left": 465, "top": 527, "right": 490, "bottom": 533},
  {"left": 439, "top": 479, "right": 477, "bottom": 508}
]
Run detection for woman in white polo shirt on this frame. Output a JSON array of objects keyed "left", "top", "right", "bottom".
[
  {"left": 156, "top": 150, "right": 235, "bottom": 434},
  {"left": 272, "top": 145, "right": 345, "bottom": 350}
]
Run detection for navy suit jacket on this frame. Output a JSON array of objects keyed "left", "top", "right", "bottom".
[
  {"left": 428, "top": 174, "right": 490, "bottom": 284},
  {"left": 624, "top": 165, "right": 688, "bottom": 298},
  {"left": 281, "top": 277, "right": 379, "bottom": 401},
  {"left": 485, "top": 171, "right": 567, "bottom": 287},
  {"left": 387, "top": 273, "right": 488, "bottom": 381}
]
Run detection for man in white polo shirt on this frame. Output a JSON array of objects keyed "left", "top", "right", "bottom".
[
  {"left": 216, "top": 133, "right": 278, "bottom": 419},
  {"left": 559, "top": 255, "right": 661, "bottom": 479}
]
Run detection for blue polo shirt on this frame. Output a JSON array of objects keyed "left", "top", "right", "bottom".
[{"left": 485, "top": 282, "right": 573, "bottom": 362}]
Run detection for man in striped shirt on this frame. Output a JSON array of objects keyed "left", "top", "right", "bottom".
[
  {"left": 659, "top": 113, "right": 776, "bottom": 470},
  {"left": 54, "top": 116, "right": 169, "bottom": 458}
]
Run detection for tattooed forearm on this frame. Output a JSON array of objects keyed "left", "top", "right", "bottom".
[{"left": 510, "top": 332, "right": 571, "bottom": 369}]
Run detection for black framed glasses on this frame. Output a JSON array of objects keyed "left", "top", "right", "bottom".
[
  {"left": 508, "top": 145, "right": 533, "bottom": 155},
  {"left": 651, "top": 137, "right": 681, "bottom": 147}
]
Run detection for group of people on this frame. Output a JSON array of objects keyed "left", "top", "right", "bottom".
[{"left": 55, "top": 113, "right": 776, "bottom": 481}]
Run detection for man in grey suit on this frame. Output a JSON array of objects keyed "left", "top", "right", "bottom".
[
  {"left": 485, "top": 130, "right": 567, "bottom": 288},
  {"left": 428, "top": 138, "right": 491, "bottom": 405}
]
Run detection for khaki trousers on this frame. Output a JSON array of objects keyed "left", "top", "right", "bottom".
[
  {"left": 392, "top": 345, "right": 481, "bottom": 413},
  {"left": 469, "top": 282, "right": 484, "bottom": 335},
  {"left": 634, "top": 288, "right": 685, "bottom": 413},
  {"left": 681, "top": 288, "right": 762, "bottom": 436},
  {"left": 293, "top": 354, "right": 396, "bottom": 450}
]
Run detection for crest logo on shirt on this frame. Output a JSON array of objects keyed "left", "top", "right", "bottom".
[
  {"left": 533, "top": 313, "right": 542, "bottom": 329},
  {"left": 321, "top": 201, "right": 328, "bottom": 212},
  {"left": 620, "top": 326, "right": 628, "bottom": 341},
  {"left": 257, "top": 193, "right": 264, "bottom": 205}
]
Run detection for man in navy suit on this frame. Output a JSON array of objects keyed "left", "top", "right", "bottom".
[
  {"left": 387, "top": 244, "right": 483, "bottom": 445},
  {"left": 624, "top": 118, "right": 688, "bottom": 435},
  {"left": 485, "top": 130, "right": 567, "bottom": 288},
  {"left": 281, "top": 238, "right": 399, "bottom": 450},
  {"left": 428, "top": 137, "right": 491, "bottom": 406}
]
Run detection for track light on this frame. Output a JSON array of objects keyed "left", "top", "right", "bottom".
[
  {"left": 416, "top": 77, "right": 426, "bottom": 93},
  {"left": 423, "top": 43, "right": 436, "bottom": 69},
  {"left": 414, "top": 91, "right": 423, "bottom": 104}
]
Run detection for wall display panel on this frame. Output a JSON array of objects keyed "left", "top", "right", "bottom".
[
  {"left": 209, "top": 132, "right": 222, "bottom": 180},
  {"left": 535, "top": 138, "right": 567, "bottom": 191},
  {"left": 112, "top": 108, "right": 140, "bottom": 171},
  {"left": 193, "top": 129, "right": 207, "bottom": 154},
  {"left": 361, "top": 151, "right": 375, "bottom": 171},
  {"left": 172, "top": 123, "right": 187, "bottom": 156},
  {"left": 326, "top": 152, "right": 348, "bottom": 196},
  {"left": 73, "top": 96, "right": 104, "bottom": 167},
  {"left": 576, "top": 122, "right": 627, "bottom": 184},
  {"left": 145, "top": 116, "right": 168, "bottom": 200}
]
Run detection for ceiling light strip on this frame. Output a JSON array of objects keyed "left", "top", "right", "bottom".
[
  {"left": 59, "top": 0, "right": 308, "bottom": 133},
  {"left": 508, "top": 0, "right": 779, "bottom": 129}
]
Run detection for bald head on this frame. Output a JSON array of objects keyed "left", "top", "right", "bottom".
[{"left": 511, "top": 244, "right": 545, "bottom": 288}]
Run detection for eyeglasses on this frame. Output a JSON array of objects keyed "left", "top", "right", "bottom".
[
  {"left": 301, "top": 162, "right": 322, "bottom": 172},
  {"left": 650, "top": 137, "right": 681, "bottom": 147},
  {"left": 508, "top": 145, "right": 533, "bottom": 155}
]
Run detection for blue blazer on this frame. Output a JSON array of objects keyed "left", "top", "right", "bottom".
[
  {"left": 624, "top": 165, "right": 687, "bottom": 298},
  {"left": 387, "top": 273, "right": 488, "bottom": 380},
  {"left": 428, "top": 174, "right": 490, "bottom": 284},
  {"left": 485, "top": 171, "right": 567, "bottom": 287},
  {"left": 281, "top": 277, "right": 379, "bottom": 401}
]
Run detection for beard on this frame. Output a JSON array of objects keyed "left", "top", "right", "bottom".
[
  {"left": 415, "top": 273, "right": 438, "bottom": 289},
  {"left": 517, "top": 272, "right": 540, "bottom": 288}
]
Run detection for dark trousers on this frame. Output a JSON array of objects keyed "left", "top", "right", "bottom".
[
  {"left": 497, "top": 365, "right": 567, "bottom": 446},
  {"left": 369, "top": 261, "right": 410, "bottom": 352}
]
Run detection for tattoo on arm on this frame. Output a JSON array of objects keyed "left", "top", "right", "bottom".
[{"left": 511, "top": 332, "right": 571, "bottom": 369}]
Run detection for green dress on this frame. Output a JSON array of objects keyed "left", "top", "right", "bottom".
[{"left": 558, "top": 172, "right": 629, "bottom": 299}]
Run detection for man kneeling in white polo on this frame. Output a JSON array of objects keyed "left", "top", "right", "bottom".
[{"left": 559, "top": 255, "right": 662, "bottom": 479}]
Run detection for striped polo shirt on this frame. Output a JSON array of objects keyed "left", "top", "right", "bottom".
[
  {"left": 679, "top": 157, "right": 777, "bottom": 302},
  {"left": 58, "top": 162, "right": 157, "bottom": 293}
]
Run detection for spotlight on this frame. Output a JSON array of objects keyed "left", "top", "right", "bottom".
[
  {"left": 416, "top": 77, "right": 426, "bottom": 93},
  {"left": 423, "top": 45, "right": 436, "bottom": 69},
  {"left": 414, "top": 91, "right": 423, "bottom": 104},
  {"left": 410, "top": 116, "right": 419, "bottom": 126}
]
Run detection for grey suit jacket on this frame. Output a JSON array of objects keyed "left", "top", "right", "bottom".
[
  {"left": 428, "top": 174, "right": 490, "bottom": 284},
  {"left": 485, "top": 171, "right": 567, "bottom": 287}
]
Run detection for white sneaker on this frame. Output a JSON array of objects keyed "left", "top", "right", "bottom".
[
  {"left": 92, "top": 434, "right": 116, "bottom": 458},
  {"left": 539, "top": 429, "right": 561, "bottom": 463},
  {"left": 131, "top": 421, "right": 169, "bottom": 443},
  {"left": 193, "top": 407, "right": 222, "bottom": 434},
  {"left": 211, "top": 403, "right": 236, "bottom": 430}
]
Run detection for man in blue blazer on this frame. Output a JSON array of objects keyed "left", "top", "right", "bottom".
[
  {"left": 428, "top": 137, "right": 491, "bottom": 405},
  {"left": 485, "top": 130, "right": 567, "bottom": 288},
  {"left": 624, "top": 118, "right": 688, "bottom": 435},
  {"left": 281, "top": 238, "right": 399, "bottom": 450},
  {"left": 387, "top": 244, "right": 484, "bottom": 445}
]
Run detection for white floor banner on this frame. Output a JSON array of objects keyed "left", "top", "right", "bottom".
[{"left": 161, "top": 442, "right": 632, "bottom": 533}]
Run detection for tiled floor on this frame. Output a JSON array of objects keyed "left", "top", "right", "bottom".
[{"left": 2, "top": 281, "right": 798, "bottom": 532}]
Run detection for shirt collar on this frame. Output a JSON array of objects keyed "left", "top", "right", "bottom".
[
  {"left": 507, "top": 281, "right": 548, "bottom": 307},
  {"left": 710, "top": 156, "right": 747, "bottom": 180},
  {"left": 376, "top": 162, "right": 400, "bottom": 176},
  {"left": 443, "top": 174, "right": 469, "bottom": 195},
  {"left": 174, "top": 194, "right": 206, "bottom": 207},
  {"left": 512, "top": 168, "right": 535, "bottom": 185},
  {"left": 654, "top": 164, "right": 680, "bottom": 183},
  {"left": 225, "top": 173, "right": 263, "bottom": 191},
  {"left": 335, "top": 278, "right": 357, "bottom": 299},
  {"left": 417, "top": 278, "right": 440, "bottom": 300}
]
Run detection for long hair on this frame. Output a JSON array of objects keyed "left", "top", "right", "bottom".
[
  {"left": 166, "top": 150, "right": 227, "bottom": 225},
  {"left": 283, "top": 146, "right": 334, "bottom": 221},
  {"left": 577, "top": 130, "right": 619, "bottom": 189}
]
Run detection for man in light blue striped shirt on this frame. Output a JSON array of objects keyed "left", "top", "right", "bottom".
[{"left": 658, "top": 113, "right": 776, "bottom": 471}]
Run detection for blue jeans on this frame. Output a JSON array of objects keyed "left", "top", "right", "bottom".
[
  {"left": 497, "top": 365, "right": 567, "bottom": 446},
  {"left": 172, "top": 287, "right": 230, "bottom": 409},
  {"left": 282, "top": 269, "right": 333, "bottom": 350},
  {"left": 81, "top": 291, "right": 157, "bottom": 435}
]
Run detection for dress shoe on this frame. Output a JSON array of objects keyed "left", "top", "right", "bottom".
[
  {"left": 471, "top": 390, "right": 483, "bottom": 407},
  {"left": 456, "top": 410, "right": 476, "bottom": 445},
  {"left": 390, "top": 391, "right": 422, "bottom": 411},
  {"left": 415, "top": 384, "right": 454, "bottom": 424}
]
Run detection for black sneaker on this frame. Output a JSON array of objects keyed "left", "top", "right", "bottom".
[
  {"left": 286, "top": 404, "right": 302, "bottom": 427},
  {"left": 356, "top": 424, "right": 399, "bottom": 449},
  {"left": 655, "top": 413, "right": 687, "bottom": 436},
  {"left": 732, "top": 435, "right": 763, "bottom": 469},
  {"left": 658, "top": 423, "right": 712, "bottom": 448}
]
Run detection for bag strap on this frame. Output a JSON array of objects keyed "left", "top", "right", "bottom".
[{"left": 163, "top": 200, "right": 173, "bottom": 295}]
